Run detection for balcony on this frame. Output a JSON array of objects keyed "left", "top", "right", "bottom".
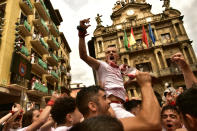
[
  {"left": 46, "top": 53, "right": 58, "bottom": 66},
  {"left": 31, "top": 58, "right": 48, "bottom": 75},
  {"left": 27, "top": 82, "right": 48, "bottom": 96},
  {"left": 34, "top": 0, "right": 50, "bottom": 21},
  {"left": 159, "top": 67, "right": 182, "bottom": 77},
  {"left": 48, "top": 23, "right": 59, "bottom": 37},
  {"left": 33, "top": 19, "right": 49, "bottom": 37},
  {"left": 47, "top": 36, "right": 60, "bottom": 51},
  {"left": 46, "top": 71, "right": 59, "bottom": 84},
  {"left": 30, "top": 38, "right": 49, "bottom": 55},
  {"left": 58, "top": 56, "right": 66, "bottom": 63},
  {"left": 19, "top": 0, "right": 33, "bottom": 15},
  {"left": 60, "top": 66, "right": 67, "bottom": 75},
  {"left": 20, "top": 45, "right": 30, "bottom": 57},
  {"left": 18, "top": 20, "right": 32, "bottom": 37}
]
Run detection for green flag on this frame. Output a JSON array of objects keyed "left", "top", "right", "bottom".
[{"left": 124, "top": 30, "right": 129, "bottom": 50}]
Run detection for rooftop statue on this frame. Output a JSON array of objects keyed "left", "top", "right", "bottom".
[
  {"left": 161, "top": 0, "right": 170, "bottom": 9},
  {"left": 95, "top": 14, "right": 103, "bottom": 26}
]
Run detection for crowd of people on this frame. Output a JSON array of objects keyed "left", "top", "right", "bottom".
[{"left": 0, "top": 19, "right": 197, "bottom": 131}]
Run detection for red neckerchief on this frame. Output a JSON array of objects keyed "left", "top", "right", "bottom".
[{"left": 109, "top": 61, "right": 119, "bottom": 68}]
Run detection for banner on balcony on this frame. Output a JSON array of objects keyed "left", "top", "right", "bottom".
[{"left": 11, "top": 52, "right": 32, "bottom": 80}]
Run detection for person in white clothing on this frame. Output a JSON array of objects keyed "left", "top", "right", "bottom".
[{"left": 78, "top": 18, "right": 134, "bottom": 118}]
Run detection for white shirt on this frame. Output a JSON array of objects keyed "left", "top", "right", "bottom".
[
  {"left": 55, "top": 126, "right": 71, "bottom": 131},
  {"left": 96, "top": 60, "right": 126, "bottom": 101}
]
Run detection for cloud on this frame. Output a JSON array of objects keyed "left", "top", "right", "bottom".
[{"left": 61, "top": 0, "right": 88, "bottom": 11}]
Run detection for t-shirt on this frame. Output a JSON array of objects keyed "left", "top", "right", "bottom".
[
  {"left": 96, "top": 60, "right": 126, "bottom": 101},
  {"left": 54, "top": 126, "right": 71, "bottom": 131}
]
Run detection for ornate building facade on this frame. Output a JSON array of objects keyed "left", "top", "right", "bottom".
[
  {"left": 0, "top": 0, "right": 71, "bottom": 110},
  {"left": 88, "top": 0, "right": 197, "bottom": 99}
]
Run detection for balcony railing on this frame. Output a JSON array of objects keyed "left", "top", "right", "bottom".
[
  {"left": 34, "top": 0, "right": 50, "bottom": 21},
  {"left": 34, "top": 82, "right": 48, "bottom": 93},
  {"left": 20, "top": 45, "right": 30, "bottom": 56},
  {"left": 31, "top": 57, "right": 48, "bottom": 75},
  {"left": 46, "top": 53, "right": 58, "bottom": 66},
  {"left": 33, "top": 18, "right": 49, "bottom": 37},
  {"left": 19, "top": 0, "right": 33, "bottom": 15},
  {"left": 48, "top": 22, "right": 59, "bottom": 37},
  {"left": 51, "top": 71, "right": 59, "bottom": 79},
  {"left": 47, "top": 36, "right": 60, "bottom": 50},
  {"left": 38, "top": 58, "right": 47, "bottom": 70},
  {"left": 17, "top": 20, "right": 32, "bottom": 37},
  {"left": 30, "top": 38, "right": 49, "bottom": 55}
]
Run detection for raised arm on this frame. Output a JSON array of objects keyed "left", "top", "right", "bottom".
[
  {"left": 171, "top": 52, "right": 197, "bottom": 89},
  {"left": 0, "top": 104, "right": 20, "bottom": 125},
  {"left": 120, "top": 71, "right": 161, "bottom": 131},
  {"left": 26, "top": 92, "right": 59, "bottom": 131},
  {"left": 78, "top": 18, "right": 100, "bottom": 70}
]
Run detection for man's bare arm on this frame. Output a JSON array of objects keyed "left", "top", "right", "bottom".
[
  {"left": 78, "top": 18, "right": 100, "bottom": 70},
  {"left": 171, "top": 52, "right": 197, "bottom": 88},
  {"left": 120, "top": 72, "right": 161, "bottom": 131}
]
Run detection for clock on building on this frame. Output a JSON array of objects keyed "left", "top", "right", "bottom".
[{"left": 127, "top": 9, "right": 134, "bottom": 16}]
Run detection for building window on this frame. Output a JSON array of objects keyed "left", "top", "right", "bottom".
[
  {"left": 161, "top": 33, "right": 171, "bottom": 43},
  {"left": 98, "top": 40, "right": 102, "bottom": 52},
  {"left": 136, "top": 39, "right": 142, "bottom": 45},
  {"left": 136, "top": 62, "right": 153, "bottom": 72},
  {"left": 123, "top": 58, "right": 128, "bottom": 64},
  {"left": 175, "top": 23, "right": 182, "bottom": 36}
]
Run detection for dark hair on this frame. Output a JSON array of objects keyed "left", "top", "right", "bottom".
[
  {"left": 76, "top": 85, "right": 104, "bottom": 116},
  {"left": 176, "top": 87, "right": 197, "bottom": 118},
  {"left": 50, "top": 97, "right": 76, "bottom": 125},
  {"left": 123, "top": 100, "right": 141, "bottom": 111},
  {"left": 161, "top": 105, "right": 180, "bottom": 115},
  {"left": 22, "top": 108, "right": 38, "bottom": 127},
  {"left": 69, "top": 115, "right": 123, "bottom": 131}
]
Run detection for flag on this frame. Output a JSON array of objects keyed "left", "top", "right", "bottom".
[
  {"left": 124, "top": 30, "right": 129, "bottom": 50},
  {"left": 148, "top": 24, "right": 156, "bottom": 44},
  {"left": 142, "top": 25, "right": 149, "bottom": 48},
  {"left": 129, "top": 27, "right": 136, "bottom": 47}
]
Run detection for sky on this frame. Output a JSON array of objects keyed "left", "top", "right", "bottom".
[{"left": 50, "top": 0, "right": 197, "bottom": 87}]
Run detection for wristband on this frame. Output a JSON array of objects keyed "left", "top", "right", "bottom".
[
  {"left": 77, "top": 26, "right": 87, "bottom": 38},
  {"left": 47, "top": 100, "right": 55, "bottom": 106},
  {"left": 9, "top": 110, "right": 15, "bottom": 115}
]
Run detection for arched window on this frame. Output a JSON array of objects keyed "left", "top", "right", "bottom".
[{"left": 124, "top": 58, "right": 128, "bottom": 64}]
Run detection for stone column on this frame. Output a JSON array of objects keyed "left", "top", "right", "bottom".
[
  {"left": 161, "top": 50, "right": 168, "bottom": 68},
  {"left": 154, "top": 51, "right": 162, "bottom": 69},
  {"left": 102, "top": 41, "right": 104, "bottom": 52},
  {"left": 181, "top": 47, "right": 189, "bottom": 64},
  {"left": 188, "top": 46, "right": 195, "bottom": 63},
  {"left": 173, "top": 24, "right": 178, "bottom": 37},
  {"left": 153, "top": 26, "right": 159, "bottom": 41},
  {"left": 133, "top": 88, "right": 139, "bottom": 97},
  {"left": 127, "top": 89, "right": 132, "bottom": 100},
  {"left": 179, "top": 22, "right": 186, "bottom": 35}
]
